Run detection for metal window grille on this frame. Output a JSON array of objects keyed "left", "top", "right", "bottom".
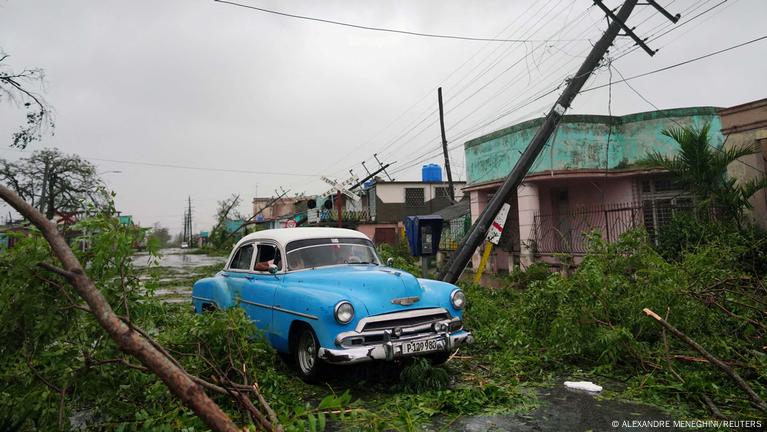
[{"left": 404, "top": 188, "right": 425, "bottom": 208}]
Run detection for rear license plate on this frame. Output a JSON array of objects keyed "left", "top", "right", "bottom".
[{"left": 403, "top": 338, "right": 441, "bottom": 355}]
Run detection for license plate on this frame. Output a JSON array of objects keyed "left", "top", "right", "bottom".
[{"left": 403, "top": 338, "right": 441, "bottom": 355}]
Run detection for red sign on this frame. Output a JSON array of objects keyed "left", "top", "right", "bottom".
[{"left": 286, "top": 219, "right": 297, "bottom": 228}]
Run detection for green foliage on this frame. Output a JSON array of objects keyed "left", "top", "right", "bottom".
[
  {"left": 505, "top": 262, "right": 551, "bottom": 290},
  {"left": 487, "top": 229, "right": 767, "bottom": 418},
  {"left": 399, "top": 358, "right": 450, "bottom": 393},
  {"left": 641, "top": 122, "right": 767, "bottom": 221},
  {"left": 377, "top": 242, "right": 420, "bottom": 275},
  {"left": 655, "top": 214, "right": 767, "bottom": 276}
]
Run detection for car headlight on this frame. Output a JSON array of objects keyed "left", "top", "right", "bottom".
[
  {"left": 450, "top": 289, "right": 466, "bottom": 309},
  {"left": 334, "top": 301, "right": 354, "bottom": 324}
]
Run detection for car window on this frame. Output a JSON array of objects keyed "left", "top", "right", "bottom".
[
  {"left": 286, "top": 239, "right": 380, "bottom": 271},
  {"left": 229, "top": 244, "right": 254, "bottom": 270},
  {"left": 254, "top": 244, "right": 282, "bottom": 272}
]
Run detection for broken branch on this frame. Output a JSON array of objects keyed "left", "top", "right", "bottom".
[{"left": 643, "top": 307, "right": 767, "bottom": 412}]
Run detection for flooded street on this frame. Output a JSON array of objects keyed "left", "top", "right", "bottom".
[
  {"left": 431, "top": 384, "right": 676, "bottom": 432},
  {"left": 133, "top": 248, "right": 226, "bottom": 303},
  {"left": 132, "top": 247, "right": 227, "bottom": 268}
]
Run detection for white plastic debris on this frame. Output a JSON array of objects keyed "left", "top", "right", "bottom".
[{"left": 564, "top": 381, "right": 603, "bottom": 393}]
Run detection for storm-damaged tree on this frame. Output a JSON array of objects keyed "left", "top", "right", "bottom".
[
  {"left": 0, "top": 50, "right": 54, "bottom": 148},
  {"left": 148, "top": 222, "right": 172, "bottom": 248},
  {"left": 643, "top": 122, "right": 767, "bottom": 222},
  {"left": 0, "top": 148, "right": 109, "bottom": 220},
  {"left": 208, "top": 194, "right": 244, "bottom": 250}
]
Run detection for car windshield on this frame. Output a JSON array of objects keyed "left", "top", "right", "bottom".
[{"left": 285, "top": 237, "right": 381, "bottom": 271}]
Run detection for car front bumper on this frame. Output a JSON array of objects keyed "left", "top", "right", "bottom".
[{"left": 317, "top": 329, "right": 473, "bottom": 365}]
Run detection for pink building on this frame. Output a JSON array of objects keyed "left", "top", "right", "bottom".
[{"left": 463, "top": 106, "right": 726, "bottom": 272}]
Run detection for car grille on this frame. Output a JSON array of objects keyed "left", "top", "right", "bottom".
[{"left": 361, "top": 311, "right": 450, "bottom": 332}]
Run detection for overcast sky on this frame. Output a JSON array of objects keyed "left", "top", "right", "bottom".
[{"left": 1, "top": 0, "right": 765, "bottom": 233}]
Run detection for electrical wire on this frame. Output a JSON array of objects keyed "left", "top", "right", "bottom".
[
  {"left": 611, "top": 64, "right": 765, "bottom": 176},
  {"left": 0, "top": 148, "right": 321, "bottom": 177},
  {"left": 213, "top": 0, "right": 589, "bottom": 43}
]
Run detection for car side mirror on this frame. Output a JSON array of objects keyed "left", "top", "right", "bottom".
[
  {"left": 386, "top": 258, "right": 394, "bottom": 267},
  {"left": 268, "top": 263, "right": 279, "bottom": 274}
]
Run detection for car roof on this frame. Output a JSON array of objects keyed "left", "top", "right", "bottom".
[{"left": 234, "top": 227, "right": 370, "bottom": 248}]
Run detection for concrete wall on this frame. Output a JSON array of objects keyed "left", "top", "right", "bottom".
[
  {"left": 464, "top": 107, "right": 724, "bottom": 186},
  {"left": 370, "top": 181, "right": 466, "bottom": 223},
  {"left": 720, "top": 99, "right": 767, "bottom": 229}
]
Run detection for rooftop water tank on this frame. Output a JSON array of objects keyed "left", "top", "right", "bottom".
[{"left": 421, "top": 164, "right": 443, "bottom": 183}]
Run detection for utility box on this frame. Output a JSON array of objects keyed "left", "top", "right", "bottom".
[{"left": 404, "top": 215, "right": 443, "bottom": 257}]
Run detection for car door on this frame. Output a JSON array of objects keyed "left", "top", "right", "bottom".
[
  {"left": 222, "top": 243, "right": 256, "bottom": 309},
  {"left": 239, "top": 242, "right": 282, "bottom": 333}
]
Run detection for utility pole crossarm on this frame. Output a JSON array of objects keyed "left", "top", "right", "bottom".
[{"left": 439, "top": 0, "right": 642, "bottom": 284}]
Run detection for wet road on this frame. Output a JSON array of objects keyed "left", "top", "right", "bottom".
[
  {"left": 132, "top": 248, "right": 226, "bottom": 268},
  {"left": 430, "top": 384, "right": 677, "bottom": 432},
  {"left": 133, "top": 248, "right": 226, "bottom": 303}
]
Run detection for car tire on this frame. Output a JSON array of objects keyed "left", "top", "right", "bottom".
[{"left": 293, "top": 326, "right": 324, "bottom": 383}]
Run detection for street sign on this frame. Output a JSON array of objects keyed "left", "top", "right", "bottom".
[
  {"left": 307, "top": 209, "right": 319, "bottom": 224},
  {"left": 320, "top": 176, "right": 360, "bottom": 202},
  {"left": 486, "top": 203, "right": 510, "bottom": 245},
  {"left": 286, "top": 219, "right": 296, "bottom": 228}
]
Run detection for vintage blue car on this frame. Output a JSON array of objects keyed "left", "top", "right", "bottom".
[{"left": 192, "top": 227, "right": 473, "bottom": 381}]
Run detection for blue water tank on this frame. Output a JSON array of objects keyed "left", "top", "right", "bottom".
[{"left": 421, "top": 164, "right": 443, "bottom": 183}]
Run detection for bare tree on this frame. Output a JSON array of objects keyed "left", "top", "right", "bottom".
[
  {"left": 0, "top": 148, "right": 108, "bottom": 219},
  {"left": 0, "top": 50, "right": 54, "bottom": 148}
]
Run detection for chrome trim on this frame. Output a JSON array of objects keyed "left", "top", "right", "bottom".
[
  {"left": 450, "top": 289, "right": 465, "bottom": 310},
  {"left": 353, "top": 307, "right": 448, "bottom": 332},
  {"left": 192, "top": 295, "right": 216, "bottom": 304},
  {"left": 239, "top": 298, "right": 272, "bottom": 310},
  {"left": 334, "top": 301, "right": 354, "bottom": 324},
  {"left": 391, "top": 296, "right": 420, "bottom": 306},
  {"left": 318, "top": 330, "right": 474, "bottom": 365},
  {"left": 272, "top": 306, "right": 319, "bottom": 320},
  {"left": 336, "top": 316, "right": 461, "bottom": 346},
  {"left": 236, "top": 298, "right": 319, "bottom": 320}
]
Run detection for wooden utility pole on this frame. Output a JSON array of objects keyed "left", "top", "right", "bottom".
[
  {"left": 438, "top": 87, "right": 456, "bottom": 203},
  {"left": 440, "top": 0, "right": 656, "bottom": 283}
]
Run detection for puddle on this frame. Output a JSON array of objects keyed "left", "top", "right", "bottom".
[
  {"left": 132, "top": 248, "right": 226, "bottom": 268},
  {"left": 432, "top": 384, "right": 677, "bottom": 432}
]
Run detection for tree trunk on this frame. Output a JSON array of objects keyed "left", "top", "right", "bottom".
[{"left": 0, "top": 184, "right": 240, "bottom": 432}]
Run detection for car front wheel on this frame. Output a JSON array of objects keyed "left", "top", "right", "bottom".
[{"left": 294, "top": 326, "right": 323, "bottom": 382}]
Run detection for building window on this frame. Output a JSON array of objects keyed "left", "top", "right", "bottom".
[
  {"left": 640, "top": 178, "right": 688, "bottom": 243},
  {"left": 405, "top": 188, "right": 425, "bottom": 208},
  {"left": 435, "top": 187, "right": 450, "bottom": 199}
]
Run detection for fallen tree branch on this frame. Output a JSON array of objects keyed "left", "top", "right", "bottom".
[
  {"left": 701, "top": 394, "right": 727, "bottom": 420},
  {"left": 0, "top": 184, "right": 240, "bottom": 432},
  {"left": 643, "top": 307, "right": 767, "bottom": 412}
]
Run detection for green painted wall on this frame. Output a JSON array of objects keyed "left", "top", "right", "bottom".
[{"left": 464, "top": 107, "right": 724, "bottom": 185}]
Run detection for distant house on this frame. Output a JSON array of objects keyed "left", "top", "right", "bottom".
[
  {"left": 357, "top": 179, "right": 466, "bottom": 245},
  {"left": 463, "top": 100, "right": 767, "bottom": 273},
  {"left": 0, "top": 222, "right": 31, "bottom": 249}
]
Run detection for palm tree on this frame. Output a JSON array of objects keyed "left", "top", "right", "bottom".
[{"left": 643, "top": 122, "right": 767, "bottom": 221}]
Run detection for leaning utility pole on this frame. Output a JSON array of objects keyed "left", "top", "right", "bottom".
[
  {"left": 438, "top": 87, "right": 456, "bottom": 203},
  {"left": 440, "top": 0, "right": 669, "bottom": 283}
]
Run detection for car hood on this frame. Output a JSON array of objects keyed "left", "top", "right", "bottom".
[{"left": 282, "top": 265, "right": 426, "bottom": 316}]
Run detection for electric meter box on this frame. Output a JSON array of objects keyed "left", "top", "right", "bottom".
[{"left": 404, "top": 215, "right": 443, "bottom": 257}]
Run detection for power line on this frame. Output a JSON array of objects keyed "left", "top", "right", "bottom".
[
  {"left": 213, "top": 0, "right": 590, "bottom": 43},
  {"left": 0, "top": 148, "right": 320, "bottom": 177},
  {"left": 611, "top": 64, "right": 766, "bottom": 176},
  {"left": 315, "top": 0, "right": 560, "bottom": 179},
  {"left": 582, "top": 33, "right": 767, "bottom": 93},
  {"left": 388, "top": 30, "right": 767, "bottom": 178}
]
